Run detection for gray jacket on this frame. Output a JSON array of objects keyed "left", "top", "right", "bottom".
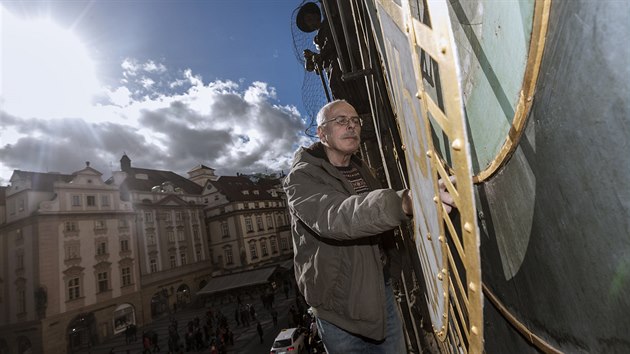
[{"left": 283, "top": 142, "right": 408, "bottom": 340}]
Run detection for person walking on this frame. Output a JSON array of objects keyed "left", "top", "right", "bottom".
[{"left": 256, "top": 321, "right": 264, "bottom": 344}]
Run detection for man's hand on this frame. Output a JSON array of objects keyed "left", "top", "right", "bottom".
[
  {"left": 438, "top": 176, "right": 456, "bottom": 214},
  {"left": 402, "top": 189, "right": 413, "bottom": 216}
]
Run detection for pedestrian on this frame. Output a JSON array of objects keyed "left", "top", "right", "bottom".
[
  {"left": 283, "top": 100, "right": 455, "bottom": 354},
  {"left": 256, "top": 321, "right": 264, "bottom": 343},
  {"left": 271, "top": 308, "right": 278, "bottom": 327}
]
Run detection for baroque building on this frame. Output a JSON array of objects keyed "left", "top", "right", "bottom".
[
  {"left": 0, "top": 156, "right": 293, "bottom": 353},
  {"left": 108, "top": 155, "right": 213, "bottom": 325},
  {"left": 0, "top": 163, "right": 139, "bottom": 354},
  {"left": 199, "top": 173, "right": 293, "bottom": 273}
]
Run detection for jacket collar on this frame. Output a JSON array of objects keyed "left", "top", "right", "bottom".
[{"left": 304, "top": 142, "right": 364, "bottom": 167}]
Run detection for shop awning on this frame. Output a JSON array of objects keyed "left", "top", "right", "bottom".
[
  {"left": 196, "top": 266, "right": 278, "bottom": 296},
  {"left": 278, "top": 259, "right": 294, "bottom": 271}
]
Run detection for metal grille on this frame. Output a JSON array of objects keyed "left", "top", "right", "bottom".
[{"left": 291, "top": 1, "right": 330, "bottom": 137}]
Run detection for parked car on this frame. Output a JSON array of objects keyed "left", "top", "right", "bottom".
[{"left": 270, "top": 327, "right": 305, "bottom": 354}]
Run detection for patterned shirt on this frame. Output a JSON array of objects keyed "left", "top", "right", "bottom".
[{"left": 336, "top": 165, "right": 370, "bottom": 195}]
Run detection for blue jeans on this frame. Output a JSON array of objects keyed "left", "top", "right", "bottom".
[{"left": 315, "top": 282, "right": 406, "bottom": 354}]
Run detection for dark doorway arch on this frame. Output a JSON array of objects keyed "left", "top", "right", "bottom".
[
  {"left": 150, "top": 290, "right": 169, "bottom": 319},
  {"left": 176, "top": 284, "right": 191, "bottom": 306},
  {"left": 67, "top": 313, "right": 96, "bottom": 353},
  {"left": 17, "top": 336, "right": 31, "bottom": 354},
  {"left": 0, "top": 338, "right": 9, "bottom": 354},
  {"left": 113, "top": 303, "right": 136, "bottom": 335}
]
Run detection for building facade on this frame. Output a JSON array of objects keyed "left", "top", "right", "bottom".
[
  {"left": 201, "top": 174, "right": 293, "bottom": 273},
  {"left": 0, "top": 164, "right": 140, "bottom": 354},
  {"left": 0, "top": 156, "right": 293, "bottom": 353}
]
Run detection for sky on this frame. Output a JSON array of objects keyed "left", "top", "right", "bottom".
[{"left": 0, "top": 0, "right": 318, "bottom": 185}]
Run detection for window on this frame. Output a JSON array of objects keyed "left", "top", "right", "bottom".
[
  {"left": 147, "top": 233, "right": 156, "bottom": 245},
  {"left": 17, "top": 289, "right": 26, "bottom": 313},
  {"left": 193, "top": 227, "right": 200, "bottom": 240},
  {"left": 9, "top": 200, "right": 15, "bottom": 215},
  {"left": 15, "top": 229, "right": 23, "bottom": 242},
  {"left": 72, "top": 195, "right": 81, "bottom": 207},
  {"left": 120, "top": 239, "right": 129, "bottom": 252},
  {"left": 280, "top": 237, "right": 288, "bottom": 250},
  {"left": 270, "top": 238, "right": 278, "bottom": 253},
  {"left": 95, "top": 220, "right": 106, "bottom": 230},
  {"left": 177, "top": 229, "right": 185, "bottom": 241},
  {"left": 17, "top": 198, "right": 25, "bottom": 212},
  {"left": 254, "top": 202, "right": 259, "bottom": 208},
  {"left": 266, "top": 215, "right": 273, "bottom": 228},
  {"left": 250, "top": 242, "right": 258, "bottom": 259},
  {"left": 101, "top": 195, "right": 110, "bottom": 206},
  {"left": 175, "top": 212, "right": 183, "bottom": 222},
  {"left": 221, "top": 221, "right": 229, "bottom": 237},
  {"left": 68, "top": 277, "right": 81, "bottom": 300},
  {"left": 165, "top": 212, "right": 172, "bottom": 222},
  {"left": 86, "top": 195, "right": 96, "bottom": 206},
  {"left": 245, "top": 217, "right": 253, "bottom": 232},
  {"left": 66, "top": 243, "right": 80, "bottom": 259},
  {"left": 118, "top": 218, "right": 129, "bottom": 228},
  {"left": 170, "top": 255, "right": 177, "bottom": 268},
  {"left": 265, "top": 201, "right": 270, "bottom": 208},
  {"left": 196, "top": 249, "right": 202, "bottom": 261},
  {"left": 96, "top": 241, "right": 107, "bottom": 256},
  {"left": 261, "top": 241, "right": 268, "bottom": 257},
  {"left": 224, "top": 247, "right": 233, "bottom": 265},
  {"left": 145, "top": 212, "right": 153, "bottom": 222},
  {"left": 16, "top": 252, "right": 24, "bottom": 270},
  {"left": 97, "top": 272, "right": 109, "bottom": 292},
  {"left": 256, "top": 216, "right": 264, "bottom": 230},
  {"left": 121, "top": 267, "right": 131, "bottom": 286},
  {"left": 150, "top": 259, "right": 158, "bottom": 273},
  {"left": 167, "top": 230, "right": 175, "bottom": 243},
  {"left": 276, "top": 215, "right": 283, "bottom": 226},
  {"left": 180, "top": 252, "right": 187, "bottom": 265},
  {"left": 65, "top": 221, "right": 78, "bottom": 232}
]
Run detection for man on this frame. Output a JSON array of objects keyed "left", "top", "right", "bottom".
[{"left": 283, "top": 100, "right": 415, "bottom": 354}]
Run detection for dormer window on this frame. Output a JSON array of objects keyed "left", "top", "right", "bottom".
[
  {"left": 253, "top": 190, "right": 259, "bottom": 195},
  {"left": 242, "top": 190, "right": 249, "bottom": 195}
]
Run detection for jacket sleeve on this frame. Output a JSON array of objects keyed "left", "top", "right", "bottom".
[{"left": 284, "top": 163, "right": 409, "bottom": 241}]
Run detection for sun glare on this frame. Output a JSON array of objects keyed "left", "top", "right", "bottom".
[{"left": 0, "top": 6, "right": 101, "bottom": 119}]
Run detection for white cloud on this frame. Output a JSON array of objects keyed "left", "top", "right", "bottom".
[
  {"left": 0, "top": 56, "right": 311, "bottom": 183},
  {"left": 0, "top": 6, "right": 311, "bottom": 184}
]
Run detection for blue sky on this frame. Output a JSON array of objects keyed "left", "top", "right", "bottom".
[{"left": 0, "top": 0, "right": 318, "bottom": 184}]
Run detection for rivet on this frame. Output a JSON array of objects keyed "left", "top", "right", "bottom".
[
  {"left": 405, "top": 25, "right": 409, "bottom": 33},
  {"left": 426, "top": 150, "right": 432, "bottom": 158},
  {"left": 471, "top": 326, "right": 479, "bottom": 335},
  {"left": 441, "top": 46, "right": 447, "bottom": 55},
  {"left": 469, "top": 282, "right": 477, "bottom": 292},
  {"left": 416, "top": 92, "right": 421, "bottom": 99},
  {"left": 464, "top": 222, "right": 473, "bottom": 233},
  {"left": 443, "top": 313, "right": 447, "bottom": 319},
  {"left": 427, "top": 233, "right": 432, "bottom": 240},
  {"left": 527, "top": 96, "right": 533, "bottom": 102},
  {"left": 433, "top": 196, "right": 439, "bottom": 203},
  {"left": 401, "top": 144, "right": 406, "bottom": 151},
  {"left": 451, "top": 139, "right": 462, "bottom": 151},
  {"left": 443, "top": 292, "right": 448, "bottom": 298},
  {"left": 437, "top": 273, "right": 443, "bottom": 281},
  {"left": 438, "top": 235, "right": 445, "bottom": 243}
]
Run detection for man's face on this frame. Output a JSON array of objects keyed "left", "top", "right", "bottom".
[{"left": 317, "top": 101, "right": 361, "bottom": 156}]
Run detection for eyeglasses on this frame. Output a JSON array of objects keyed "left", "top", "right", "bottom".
[{"left": 321, "top": 115, "right": 363, "bottom": 126}]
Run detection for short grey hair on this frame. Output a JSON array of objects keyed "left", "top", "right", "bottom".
[{"left": 316, "top": 99, "right": 348, "bottom": 126}]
